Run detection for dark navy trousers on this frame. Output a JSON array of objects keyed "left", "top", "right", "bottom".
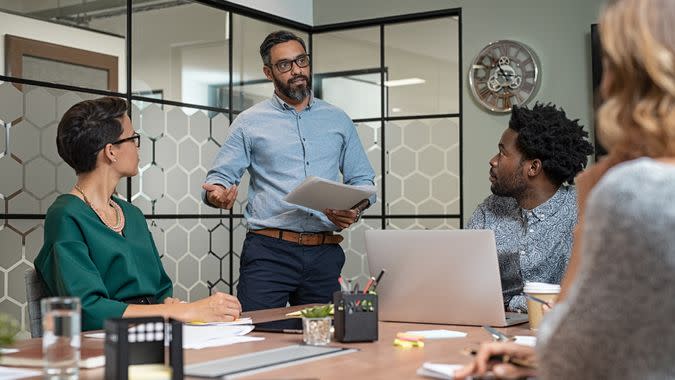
[{"left": 236, "top": 233, "right": 345, "bottom": 312}]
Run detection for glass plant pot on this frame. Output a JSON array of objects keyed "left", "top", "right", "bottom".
[{"left": 302, "top": 317, "right": 331, "bottom": 345}]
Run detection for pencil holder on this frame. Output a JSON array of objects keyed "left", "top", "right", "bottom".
[{"left": 333, "top": 291, "right": 378, "bottom": 342}]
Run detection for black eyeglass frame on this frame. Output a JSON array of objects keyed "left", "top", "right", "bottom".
[
  {"left": 267, "top": 54, "right": 311, "bottom": 73},
  {"left": 112, "top": 132, "right": 141, "bottom": 148},
  {"left": 96, "top": 132, "right": 141, "bottom": 153}
]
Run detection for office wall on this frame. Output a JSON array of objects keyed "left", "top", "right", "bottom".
[
  {"left": 314, "top": 0, "right": 605, "bottom": 222},
  {"left": 0, "top": 12, "right": 126, "bottom": 91},
  {"left": 228, "top": 0, "right": 313, "bottom": 26}
]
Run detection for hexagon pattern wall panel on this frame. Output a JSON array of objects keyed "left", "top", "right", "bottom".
[
  {"left": 0, "top": 219, "right": 44, "bottom": 338},
  {"left": 148, "top": 218, "right": 248, "bottom": 301},
  {"left": 129, "top": 102, "right": 230, "bottom": 216},
  {"left": 338, "top": 218, "right": 381, "bottom": 285},
  {"left": 355, "top": 122, "right": 382, "bottom": 216},
  {"left": 386, "top": 118, "right": 460, "bottom": 215}
]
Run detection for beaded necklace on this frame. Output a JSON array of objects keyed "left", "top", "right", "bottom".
[{"left": 73, "top": 184, "right": 125, "bottom": 234}]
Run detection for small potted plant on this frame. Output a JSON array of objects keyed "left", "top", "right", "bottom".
[
  {"left": 0, "top": 313, "right": 20, "bottom": 347},
  {"left": 300, "top": 305, "right": 333, "bottom": 345}
]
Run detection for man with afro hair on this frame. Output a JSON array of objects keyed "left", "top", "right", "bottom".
[{"left": 468, "top": 102, "right": 593, "bottom": 312}]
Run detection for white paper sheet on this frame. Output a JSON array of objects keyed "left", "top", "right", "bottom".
[
  {"left": 283, "top": 176, "right": 375, "bottom": 211},
  {"left": 85, "top": 322, "right": 263, "bottom": 350},
  {"left": 182, "top": 324, "right": 260, "bottom": 350},
  {"left": 0, "top": 366, "right": 42, "bottom": 379},
  {"left": 514, "top": 335, "right": 537, "bottom": 347},
  {"left": 416, "top": 362, "right": 462, "bottom": 379},
  {"left": 185, "top": 317, "right": 253, "bottom": 326},
  {"left": 404, "top": 329, "right": 468, "bottom": 339}
]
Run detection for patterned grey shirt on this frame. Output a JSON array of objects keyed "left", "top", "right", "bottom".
[{"left": 467, "top": 186, "right": 577, "bottom": 311}]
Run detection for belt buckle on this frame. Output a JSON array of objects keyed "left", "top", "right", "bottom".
[{"left": 298, "top": 232, "right": 312, "bottom": 246}]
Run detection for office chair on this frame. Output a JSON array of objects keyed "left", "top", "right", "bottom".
[{"left": 24, "top": 268, "right": 50, "bottom": 338}]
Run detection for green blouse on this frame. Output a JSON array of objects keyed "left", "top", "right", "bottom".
[{"left": 35, "top": 194, "right": 173, "bottom": 331}]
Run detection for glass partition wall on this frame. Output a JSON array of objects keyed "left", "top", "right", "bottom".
[
  {"left": 0, "top": 1, "right": 461, "bottom": 333},
  {"left": 313, "top": 15, "right": 462, "bottom": 283}
]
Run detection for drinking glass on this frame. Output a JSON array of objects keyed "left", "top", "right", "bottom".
[{"left": 41, "top": 297, "right": 81, "bottom": 379}]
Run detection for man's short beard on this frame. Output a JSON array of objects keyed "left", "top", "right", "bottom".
[
  {"left": 491, "top": 180, "right": 526, "bottom": 198},
  {"left": 490, "top": 164, "right": 527, "bottom": 199},
  {"left": 274, "top": 74, "right": 312, "bottom": 102}
]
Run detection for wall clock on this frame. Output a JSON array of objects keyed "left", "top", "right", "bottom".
[{"left": 469, "top": 40, "right": 540, "bottom": 113}]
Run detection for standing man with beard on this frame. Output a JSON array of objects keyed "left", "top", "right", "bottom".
[
  {"left": 202, "top": 31, "right": 375, "bottom": 311},
  {"left": 467, "top": 103, "right": 593, "bottom": 312}
]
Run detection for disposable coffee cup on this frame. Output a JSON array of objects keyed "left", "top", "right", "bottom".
[{"left": 523, "top": 282, "right": 560, "bottom": 330}]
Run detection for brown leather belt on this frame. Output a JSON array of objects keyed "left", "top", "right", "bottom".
[{"left": 249, "top": 228, "right": 343, "bottom": 246}]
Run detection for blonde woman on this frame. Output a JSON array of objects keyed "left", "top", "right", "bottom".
[
  {"left": 456, "top": 0, "right": 675, "bottom": 378},
  {"left": 35, "top": 97, "right": 241, "bottom": 331}
]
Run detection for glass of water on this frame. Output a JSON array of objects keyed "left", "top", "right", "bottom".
[{"left": 41, "top": 297, "right": 80, "bottom": 379}]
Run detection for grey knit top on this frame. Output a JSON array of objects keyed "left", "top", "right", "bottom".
[{"left": 537, "top": 158, "right": 675, "bottom": 379}]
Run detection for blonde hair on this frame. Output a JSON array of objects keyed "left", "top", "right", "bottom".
[{"left": 597, "top": 0, "right": 675, "bottom": 158}]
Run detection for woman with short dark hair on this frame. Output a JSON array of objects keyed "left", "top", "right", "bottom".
[{"left": 35, "top": 96, "right": 241, "bottom": 331}]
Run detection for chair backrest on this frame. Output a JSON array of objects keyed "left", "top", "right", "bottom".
[{"left": 24, "top": 268, "right": 50, "bottom": 338}]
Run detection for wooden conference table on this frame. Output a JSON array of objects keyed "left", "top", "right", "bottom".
[{"left": 13, "top": 305, "right": 534, "bottom": 379}]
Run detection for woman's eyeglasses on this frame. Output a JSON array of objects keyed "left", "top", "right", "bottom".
[
  {"left": 111, "top": 132, "right": 141, "bottom": 148},
  {"left": 93, "top": 133, "right": 141, "bottom": 155}
]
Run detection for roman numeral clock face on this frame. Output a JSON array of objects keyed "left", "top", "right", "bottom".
[{"left": 469, "top": 40, "right": 540, "bottom": 113}]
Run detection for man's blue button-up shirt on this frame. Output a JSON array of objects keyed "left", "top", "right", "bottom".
[{"left": 204, "top": 93, "right": 376, "bottom": 232}]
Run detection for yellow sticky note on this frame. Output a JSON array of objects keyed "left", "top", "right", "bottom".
[
  {"left": 128, "top": 364, "right": 171, "bottom": 380},
  {"left": 393, "top": 338, "right": 424, "bottom": 348}
]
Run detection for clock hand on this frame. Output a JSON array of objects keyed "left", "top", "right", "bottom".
[
  {"left": 498, "top": 65, "right": 507, "bottom": 76},
  {"left": 498, "top": 65, "right": 513, "bottom": 78}
]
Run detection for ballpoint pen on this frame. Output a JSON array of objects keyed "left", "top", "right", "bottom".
[
  {"left": 482, "top": 325, "right": 514, "bottom": 342},
  {"left": 462, "top": 348, "right": 537, "bottom": 369},
  {"left": 371, "top": 269, "right": 386, "bottom": 291}
]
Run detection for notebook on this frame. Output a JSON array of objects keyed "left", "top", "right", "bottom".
[
  {"left": 184, "top": 345, "right": 355, "bottom": 378},
  {"left": 365, "top": 229, "right": 528, "bottom": 327}
]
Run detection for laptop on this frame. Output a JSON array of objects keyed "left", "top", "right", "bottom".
[{"left": 365, "top": 229, "right": 528, "bottom": 327}]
